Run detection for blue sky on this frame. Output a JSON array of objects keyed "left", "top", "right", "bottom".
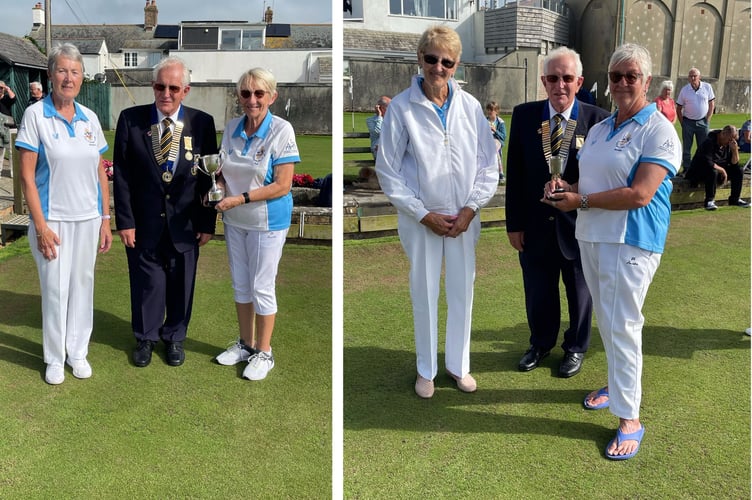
[{"left": 1, "top": 0, "right": 333, "bottom": 38}]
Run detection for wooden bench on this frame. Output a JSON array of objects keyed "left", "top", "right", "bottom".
[
  {"left": 1, "top": 214, "right": 30, "bottom": 244},
  {"left": 344, "top": 132, "right": 374, "bottom": 171}
]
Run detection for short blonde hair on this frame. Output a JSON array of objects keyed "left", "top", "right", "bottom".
[
  {"left": 417, "top": 25, "right": 462, "bottom": 62},
  {"left": 237, "top": 67, "right": 277, "bottom": 96}
]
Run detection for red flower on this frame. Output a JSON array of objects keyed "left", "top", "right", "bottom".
[{"left": 292, "top": 173, "right": 314, "bottom": 187}]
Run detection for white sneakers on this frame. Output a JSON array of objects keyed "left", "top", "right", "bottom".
[
  {"left": 216, "top": 339, "right": 275, "bottom": 380},
  {"left": 45, "top": 358, "right": 92, "bottom": 385},
  {"left": 243, "top": 351, "right": 275, "bottom": 381},
  {"left": 215, "top": 339, "right": 255, "bottom": 366},
  {"left": 67, "top": 358, "right": 92, "bottom": 379},
  {"left": 45, "top": 364, "right": 65, "bottom": 385},
  {"left": 705, "top": 200, "right": 718, "bottom": 210}
]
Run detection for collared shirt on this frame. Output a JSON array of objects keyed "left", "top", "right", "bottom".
[
  {"left": 15, "top": 94, "right": 108, "bottom": 220},
  {"left": 220, "top": 112, "right": 300, "bottom": 231},
  {"left": 676, "top": 81, "right": 715, "bottom": 120},
  {"left": 576, "top": 103, "right": 681, "bottom": 253}
]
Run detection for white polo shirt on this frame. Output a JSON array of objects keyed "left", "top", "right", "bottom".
[
  {"left": 676, "top": 81, "right": 715, "bottom": 120},
  {"left": 16, "top": 96, "right": 108, "bottom": 221},
  {"left": 220, "top": 112, "right": 300, "bottom": 231},
  {"left": 576, "top": 103, "right": 681, "bottom": 254}
]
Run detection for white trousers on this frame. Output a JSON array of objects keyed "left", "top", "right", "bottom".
[
  {"left": 29, "top": 219, "right": 100, "bottom": 366},
  {"left": 578, "top": 241, "right": 661, "bottom": 419},
  {"left": 224, "top": 224, "right": 287, "bottom": 315},
  {"left": 398, "top": 214, "right": 480, "bottom": 380}
]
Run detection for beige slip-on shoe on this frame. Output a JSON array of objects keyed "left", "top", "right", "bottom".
[
  {"left": 447, "top": 371, "right": 477, "bottom": 393},
  {"left": 415, "top": 375, "right": 435, "bottom": 398}
]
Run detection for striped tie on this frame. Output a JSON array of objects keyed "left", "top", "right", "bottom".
[
  {"left": 160, "top": 117, "right": 173, "bottom": 161},
  {"left": 551, "top": 114, "right": 564, "bottom": 156}
]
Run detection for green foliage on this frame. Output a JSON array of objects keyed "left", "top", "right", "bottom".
[
  {"left": 0, "top": 239, "right": 332, "bottom": 498},
  {"left": 344, "top": 210, "right": 750, "bottom": 498}
]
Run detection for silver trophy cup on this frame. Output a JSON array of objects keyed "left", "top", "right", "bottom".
[
  {"left": 547, "top": 155, "right": 566, "bottom": 199},
  {"left": 196, "top": 152, "right": 225, "bottom": 206}
]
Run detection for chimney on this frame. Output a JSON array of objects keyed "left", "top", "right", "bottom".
[
  {"left": 32, "top": 2, "right": 45, "bottom": 30},
  {"left": 144, "top": 0, "right": 158, "bottom": 32}
]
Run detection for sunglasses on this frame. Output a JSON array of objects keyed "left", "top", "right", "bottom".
[
  {"left": 608, "top": 72, "right": 643, "bottom": 84},
  {"left": 153, "top": 83, "right": 183, "bottom": 93},
  {"left": 240, "top": 89, "right": 268, "bottom": 99},
  {"left": 544, "top": 74, "right": 577, "bottom": 84},
  {"left": 423, "top": 54, "right": 456, "bottom": 69}
]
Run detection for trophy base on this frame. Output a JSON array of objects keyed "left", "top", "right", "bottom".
[{"left": 208, "top": 200, "right": 221, "bottom": 208}]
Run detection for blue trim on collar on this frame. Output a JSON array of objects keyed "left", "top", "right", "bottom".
[
  {"left": 234, "top": 112, "right": 274, "bottom": 141},
  {"left": 42, "top": 94, "right": 89, "bottom": 123},
  {"left": 607, "top": 102, "right": 657, "bottom": 129}
]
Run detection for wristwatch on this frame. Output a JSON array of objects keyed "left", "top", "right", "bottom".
[{"left": 580, "top": 194, "right": 589, "bottom": 210}]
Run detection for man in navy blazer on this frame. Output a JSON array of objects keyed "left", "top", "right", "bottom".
[
  {"left": 505, "top": 47, "right": 609, "bottom": 378},
  {"left": 114, "top": 57, "right": 218, "bottom": 367}
]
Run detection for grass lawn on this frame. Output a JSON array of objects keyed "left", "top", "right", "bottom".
[
  {"left": 0, "top": 238, "right": 331, "bottom": 498},
  {"left": 344, "top": 208, "right": 750, "bottom": 498},
  {"left": 102, "top": 131, "right": 332, "bottom": 180}
]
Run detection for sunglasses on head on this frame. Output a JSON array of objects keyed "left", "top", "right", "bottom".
[
  {"left": 240, "top": 89, "right": 268, "bottom": 99},
  {"left": 608, "top": 72, "right": 642, "bottom": 84},
  {"left": 153, "top": 83, "right": 183, "bottom": 93},
  {"left": 423, "top": 54, "right": 456, "bottom": 69},
  {"left": 545, "top": 74, "right": 577, "bottom": 84}
]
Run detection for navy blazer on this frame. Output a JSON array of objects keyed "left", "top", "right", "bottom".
[
  {"left": 505, "top": 99, "right": 609, "bottom": 259},
  {"left": 113, "top": 104, "right": 218, "bottom": 252}
]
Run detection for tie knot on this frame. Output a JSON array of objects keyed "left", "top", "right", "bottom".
[
  {"left": 162, "top": 117, "right": 172, "bottom": 128},
  {"left": 554, "top": 114, "right": 563, "bottom": 125}
]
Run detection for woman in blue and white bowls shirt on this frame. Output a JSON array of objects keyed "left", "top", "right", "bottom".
[
  {"left": 544, "top": 43, "right": 681, "bottom": 460},
  {"left": 17, "top": 43, "right": 112, "bottom": 385},
  {"left": 213, "top": 68, "right": 300, "bottom": 381}
]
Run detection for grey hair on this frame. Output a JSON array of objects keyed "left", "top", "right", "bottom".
[
  {"left": 609, "top": 43, "right": 652, "bottom": 83},
  {"left": 659, "top": 80, "right": 673, "bottom": 92},
  {"left": 48, "top": 43, "right": 85, "bottom": 74},
  {"left": 543, "top": 46, "right": 583, "bottom": 77},
  {"left": 153, "top": 56, "right": 191, "bottom": 86},
  {"left": 30, "top": 81, "right": 43, "bottom": 90},
  {"left": 236, "top": 67, "right": 277, "bottom": 95}
]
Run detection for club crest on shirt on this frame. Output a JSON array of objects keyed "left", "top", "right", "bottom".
[
  {"left": 84, "top": 128, "right": 96, "bottom": 144},
  {"left": 254, "top": 146, "right": 265, "bottom": 163},
  {"left": 614, "top": 132, "right": 632, "bottom": 151}
]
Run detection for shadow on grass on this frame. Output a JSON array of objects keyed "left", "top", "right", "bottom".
[
  {"left": 344, "top": 322, "right": 749, "bottom": 440},
  {"left": 0, "top": 288, "right": 228, "bottom": 370},
  {"left": 344, "top": 344, "right": 609, "bottom": 447}
]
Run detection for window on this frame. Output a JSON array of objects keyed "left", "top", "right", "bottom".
[
  {"left": 124, "top": 52, "right": 138, "bottom": 67},
  {"left": 389, "top": 0, "right": 458, "bottom": 19},
  {"left": 220, "top": 28, "right": 264, "bottom": 50}
]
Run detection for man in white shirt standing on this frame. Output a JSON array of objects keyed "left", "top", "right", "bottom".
[{"left": 676, "top": 67, "right": 715, "bottom": 172}]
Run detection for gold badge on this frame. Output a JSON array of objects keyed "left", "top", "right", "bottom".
[
  {"left": 162, "top": 171, "right": 173, "bottom": 183},
  {"left": 576, "top": 135, "right": 585, "bottom": 149},
  {"left": 184, "top": 136, "right": 193, "bottom": 151},
  {"left": 185, "top": 151, "right": 193, "bottom": 161}
]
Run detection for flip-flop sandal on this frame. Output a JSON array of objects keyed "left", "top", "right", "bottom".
[
  {"left": 605, "top": 425, "right": 645, "bottom": 460},
  {"left": 583, "top": 386, "right": 609, "bottom": 410}
]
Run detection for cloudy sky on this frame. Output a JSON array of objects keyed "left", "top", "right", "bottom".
[{"left": 1, "top": 0, "right": 333, "bottom": 38}]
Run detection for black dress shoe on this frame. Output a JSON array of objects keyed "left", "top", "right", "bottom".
[
  {"left": 518, "top": 346, "right": 550, "bottom": 372},
  {"left": 165, "top": 341, "right": 185, "bottom": 366},
  {"left": 133, "top": 340, "right": 155, "bottom": 367},
  {"left": 559, "top": 352, "right": 585, "bottom": 378}
]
